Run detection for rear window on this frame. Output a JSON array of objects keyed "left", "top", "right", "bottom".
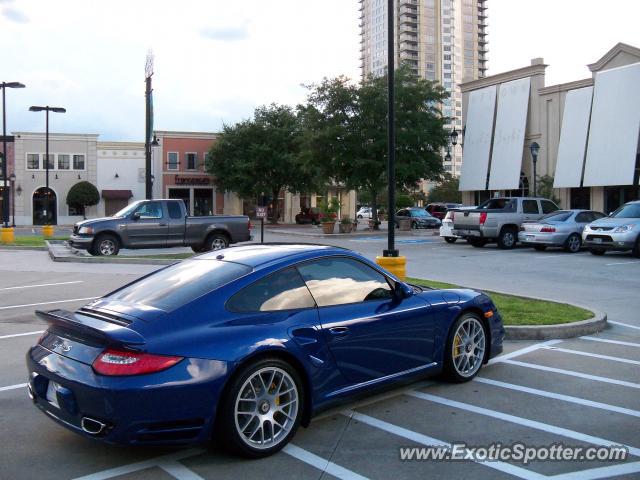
[
  {"left": 479, "top": 198, "right": 516, "bottom": 210},
  {"left": 541, "top": 210, "right": 571, "bottom": 221},
  {"left": 108, "top": 260, "right": 251, "bottom": 311}
]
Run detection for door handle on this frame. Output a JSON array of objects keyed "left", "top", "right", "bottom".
[
  {"left": 328, "top": 326, "right": 350, "bottom": 337},
  {"left": 159, "top": 223, "right": 167, "bottom": 227}
]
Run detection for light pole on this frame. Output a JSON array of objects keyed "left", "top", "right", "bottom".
[
  {"left": 1, "top": 82, "right": 25, "bottom": 233},
  {"left": 529, "top": 141, "right": 540, "bottom": 196},
  {"left": 9, "top": 172, "right": 15, "bottom": 227},
  {"left": 29, "top": 106, "right": 66, "bottom": 228}
]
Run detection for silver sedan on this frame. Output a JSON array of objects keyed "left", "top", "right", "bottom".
[{"left": 518, "top": 209, "right": 606, "bottom": 253}]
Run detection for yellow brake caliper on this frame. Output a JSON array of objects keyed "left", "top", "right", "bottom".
[{"left": 454, "top": 333, "right": 462, "bottom": 357}]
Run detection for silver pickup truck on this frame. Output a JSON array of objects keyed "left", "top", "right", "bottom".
[
  {"left": 69, "top": 199, "right": 251, "bottom": 256},
  {"left": 452, "top": 197, "right": 559, "bottom": 249}
]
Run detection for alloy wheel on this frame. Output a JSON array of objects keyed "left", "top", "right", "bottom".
[
  {"left": 452, "top": 318, "right": 486, "bottom": 378},
  {"left": 567, "top": 234, "right": 581, "bottom": 253},
  {"left": 234, "top": 367, "right": 299, "bottom": 450},
  {"left": 99, "top": 239, "right": 116, "bottom": 256}
]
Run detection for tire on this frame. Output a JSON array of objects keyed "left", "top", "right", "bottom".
[
  {"left": 467, "top": 237, "right": 487, "bottom": 248},
  {"left": 206, "top": 233, "right": 229, "bottom": 251},
  {"left": 442, "top": 313, "right": 487, "bottom": 383},
  {"left": 444, "top": 237, "right": 457, "bottom": 244},
  {"left": 632, "top": 236, "right": 640, "bottom": 258},
  {"left": 90, "top": 234, "right": 120, "bottom": 256},
  {"left": 563, "top": 233, "right": 582, "bottom": 253},
  {"left": 590, "top": 248, "right": 606, "bottom": 256},
  {"left": 191, "top": 245, "right": 206, "bottom": 254},
  {"left": 497, "top": 227, "right": 518, "bottom": 250},
  {"left": 533, "top": 245, "right": 547, "bottom": 251},
  {"left": 217, "top": 358, "right": 304, "bottom": 458},
  {"left": 411, "top": 222, "right": 418, "bottom": 229}
]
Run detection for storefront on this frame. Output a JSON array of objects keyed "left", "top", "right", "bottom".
[{"left": 167, "top": 175, "right": 222, "bottom": 216}]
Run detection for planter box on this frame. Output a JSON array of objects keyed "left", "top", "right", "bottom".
[
  {"left": 321, "top": 221, "right": 336, "bottom": 234},
  {"left": 338, "top": 223, "right": 353, "bottom": 234},
  {"left": 398, "top": 218, "right": 412, "bottom": 231}
]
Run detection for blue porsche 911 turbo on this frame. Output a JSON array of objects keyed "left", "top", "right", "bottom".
[{"left": 27, "top": 244, "right": 504, "bottom": 457}]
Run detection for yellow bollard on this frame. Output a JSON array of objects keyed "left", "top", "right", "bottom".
[
  {"left": 42, "top": 225, "right": 55, "bottom": 238},
  {"left": 0, "top": 226, "right": 14, "bottom": 244},
  {"left": 375, "top": 255, "right": 407, "bottom": 281}
]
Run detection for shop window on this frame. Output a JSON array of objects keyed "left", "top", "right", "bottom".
[{"left": 73, "top": 155, "right": 85, "bottom": 170}]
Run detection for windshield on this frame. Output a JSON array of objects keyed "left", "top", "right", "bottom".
[
  {"left": 411, "top": 210, "right": 430, "bottom": 217},
  {"left": 107, "top": 259, "right": 252, "bottom": 311},
  {"left": 611, "top": 203, "right": 640, "bottom": 219},
  {"left": 113, "top": 201, "right": 143, "bottom": 218},
  {"left": 541, "top": 211, "right": 571, "bottom": 221}
]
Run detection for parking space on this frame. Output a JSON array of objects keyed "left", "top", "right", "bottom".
[{"left": 0, "top": 241, "right": 639, "bottom": 479}]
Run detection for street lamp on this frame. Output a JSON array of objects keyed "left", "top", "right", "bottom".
[
  {"left": 450, "top": 126, "right": 459, "bottom": 146},
  {"left": 1, "top": 81, "right": 25, "bottom": 230},
  {"left": 9, "top": 172, "right": 15, "bottom": 227},
  {"left": 29, "top": 105, "right": 66, "bottom": 226},
  {"left": 529, "top": 141, "right": 540, "bottom": 196}
]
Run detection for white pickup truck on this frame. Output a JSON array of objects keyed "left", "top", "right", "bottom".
[{"left": 452, "top": 197, "right": 559, "bottom": 249}]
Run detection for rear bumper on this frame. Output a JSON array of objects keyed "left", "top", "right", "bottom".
[
  {"left": 518, "top": 231, "right": 568, "bottom": 246},
  {"left": 26, "top": 345, "right": 231, "bottom": 445},
  {"left": 69, "top": 234, "right": 94, "bottom": 250}
]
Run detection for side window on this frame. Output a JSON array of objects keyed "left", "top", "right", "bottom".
[
  {"left": 226, "top": 267, "right": 315, "bottom": 312},
  {"left": 167, "top": 202, "right": 182, "bottom": 219},
  {"left": 575, "top": 212, "right": 591, "bottom": 223},
  {"left": 541, "top": 200, "right": 559, "bottom": 214},
  {"left": 523, "top": 200, "right": 539, "bottom": 214},
  {"left": 136, "top": 202, "right": 163, "bottom": 219},
  {"left": 297, "top": 257, "right": 393, "bottom": 307}
]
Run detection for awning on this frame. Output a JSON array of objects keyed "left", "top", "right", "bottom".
[
  {"left": 553, "top": 86, "right": 593, "bottom": 188},
  {"left": 488, "top": 77, "right": 531, "bottom": 191},
  {"left": 101, "top": 190, "right": 133, "bottom": 200},
  {"left": 583, "top": 62, "right": 640, "bottom": 187},
  {"left": 459, "top": 85, "right": 497, "bottom": 191}
]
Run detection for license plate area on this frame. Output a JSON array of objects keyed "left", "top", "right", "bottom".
[
  {"left": 46, "top": 381, "right": 60, "bottom": 409},
  {"left": 592, "top": 238, "right": 603, "bottom": 244}
]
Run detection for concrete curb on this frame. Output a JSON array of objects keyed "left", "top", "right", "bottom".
[
  {"left": 265, "top": 228, "right": 441, "bottom": 239},
  {"left": 46, "top": 241, "right": 179, "bottom": 266}
]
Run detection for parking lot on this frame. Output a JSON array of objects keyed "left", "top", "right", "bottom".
[{"left": 1, "top": 237, "right": 639, "bottom": 480}]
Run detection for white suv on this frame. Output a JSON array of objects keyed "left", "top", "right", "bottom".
[
  {"left": 583, "top": 200, "right": 640, "bottom": 256},
  {"left": 356, "top": 207, "right": 373, "bottom": 219},
  {"left": 440, "top": 206, "right": 476, "bottom": 243}
]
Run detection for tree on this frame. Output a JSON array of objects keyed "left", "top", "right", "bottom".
[
  {"left": 206, "top": 104, "right": 315, "bottom": 223},
  {"left": 536, "top": 175, "right": 561, "bottom": 205},
  {"left": 301, "top": 64, "right": 449, "bottom": 226},
  {"left": 426, "top": 173, "right": 462, "bottom": 204},
  {"left": 66, "top": 181, "right": 99, "bottom": 219}
]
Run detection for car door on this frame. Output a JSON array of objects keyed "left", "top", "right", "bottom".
[
  {"left": 296, "top": 256, "right": 435, "bottom": 384},
  {"left": 125, "top": 201, "right": 168, "bottom": 247},
  {"left": 166, "top": 201, "right": 186, "bottom": 246},
  {"left": 522, "top": 199, "right": 541, "bottom": 221}
]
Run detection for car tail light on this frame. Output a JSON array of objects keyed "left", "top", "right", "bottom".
[
  {"left": 248, "top": 219, "right": 252, "bottom": 230},
  {"left": 92, "top": 348, "right": 183, "bottom": 376},
  {"left": 540, "top": 226, "right": 556, "bottom": 233},
  {"left": 450, "top": 212, "right": 455, "bottom": 222},
  {"left": 479, "top": 212, "right": 488, "bottom": 225}
]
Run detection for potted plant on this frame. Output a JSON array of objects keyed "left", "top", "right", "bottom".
[
  {"left": 318, "top": 198, "right": 340, "bottom": 234},
  {"left": 339, "top": 216, "right": 353, "bottom": 234}
]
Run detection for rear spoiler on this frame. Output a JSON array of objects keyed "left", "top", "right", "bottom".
[{"left": 36, "top": 309, "right": 146, "bottom": 346}]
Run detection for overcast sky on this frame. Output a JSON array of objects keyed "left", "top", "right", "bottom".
[{"left": 1, "top": 0, "right": 638, "bottom": 141}]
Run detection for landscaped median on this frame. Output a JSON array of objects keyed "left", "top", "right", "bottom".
[
  {"left": 408, "top": 278, "right": 607, "bottom": 340},
  {"left": 0, "top": 235, "right": 69, "bottom": 249}
]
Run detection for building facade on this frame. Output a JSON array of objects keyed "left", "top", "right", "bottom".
[
  {"left": 96, "top": 142, "right": 145, "bottom": 217},
  {"left": 359, "top": 0, "right": 487, "bottom": 177},
  {"left": 458, "top": 43, "right": 640, "bottom": 212},
  {"left": 12, "top": 132, "right": 98, "bottom": 225}
]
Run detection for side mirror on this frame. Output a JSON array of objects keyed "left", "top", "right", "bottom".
[
  {"left": 132, "top": 212, "right": 141, "bottom": 221},
  {"left": 394, "top": 282, "right": 414, "bottom": 300}
]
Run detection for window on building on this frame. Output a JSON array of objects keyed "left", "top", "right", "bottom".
[
  {"left": 69, "top": 204, "right": 85, "bottom": 216},
  {"left": 73, "top": 155, "right": 85, "bottom": 170},
  {"left": 44, "top": 154, "right": 54, "bottom": 170},
  {"left": 185, "top": 153, "right": 197, "bottom": 170},
  {"left": 167, "top": 152, "right": 179, "bottom": 170},
  {"left": 27, "top": 154, "right": 40, "bottom": 170},
  {"left": 57, "top": 154, "right": 70, "bottom": 170}
]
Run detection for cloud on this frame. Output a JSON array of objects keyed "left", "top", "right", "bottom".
[
  {"left": 3, "top": 6, "right": 29, "bottom": 23},
  {"left": 200, "top": 25, "right": 248, "bottom": 42}
]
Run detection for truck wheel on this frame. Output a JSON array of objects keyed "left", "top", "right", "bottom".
[
  {"left": 497, "top": 227, "right": 517, "bottom": 250},
  {"left": 90, "top": 234, "right": 120, "bottom": 256},
  {"left": 467, "top": 238, "right": 487, "bottom": 248},
  {"left": 207, "top": 233, "right": 229, "bottom": 251}
]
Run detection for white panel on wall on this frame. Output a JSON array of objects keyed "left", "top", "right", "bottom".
[
  {"left": 553, "top": 87, "right": 594, "bottom": 188},
  {"left": 488, "top": 77, "right": 531, "bottom": 190},
  {"left": 459, "top": 85, "right": 497, "bottom": 191},
  {"left": 583, "top": 63, "right": 640, "bottom": 187}
]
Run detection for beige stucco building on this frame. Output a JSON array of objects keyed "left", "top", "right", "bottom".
[{"left": 459, "top": 43, "right": 640, "bottom": 212}]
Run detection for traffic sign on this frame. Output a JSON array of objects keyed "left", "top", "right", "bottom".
[{"left": 256, "top": 206, "right": 267, "bottom": 218}]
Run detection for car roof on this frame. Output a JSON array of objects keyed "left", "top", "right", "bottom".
[{"left": 195, "top": 244, "right": 347, "bottom": 268}]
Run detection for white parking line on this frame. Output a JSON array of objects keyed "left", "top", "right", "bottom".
[
  {"left": 488, "top": 339, "right": 562, "bottom": 365},
  {"left": 543, "top": 346, "right": 640, "bottom": 366},
  {"left": 0, "top": 297, "right": 98, "bottom": 311},
  {"left": 502, "top": 360, "right": 640, "bottom": 389},
  {"left": 0, "top": 330, "right": 44, "bottom": 340},
  {"left": 475, "top": 377, "right": 640, "bottom": 418},
  {"left": 608, "top": 320, "right": 640, "bottom": 331},
  {"left": 0, "top": 383, "right": 27, "bottom": 392},
  {"left": 549, "top": 461, "right": 640, "bottom": 480},
  {"left": 580, "top": 336, "right": 640, "bottom": 348},
  {"left": 0, "top": 281, "right": 83, "bottom": 291},
  {"left": 605, "top": 261, "right": 640, "bottom": 266},
  {"left": 409, "top": 391, "right": 640, "bottom": 457},
  {"left": 345, "top": 410, "right": 545, "bottom": 480},
  {"left": 283, "top": 444, "right": 369, "bottom": 480}
]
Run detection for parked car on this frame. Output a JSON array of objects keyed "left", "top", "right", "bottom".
[
  {"left": 440, "top": 206, "right": 477, "bottom": 243},
  {"left": 27, "top": 244, "right": 504, "bottom": 457},
  {"left": 452, "top": 197, "right": 559, "bottom": 249},
  {"left": 396, "top": 207, "right": 442, "bottom": 229},
  {"left": 426, "top": 202, "right": 463, "bottom": 220},
  {"left": 295, "top": 207, "right": 321, "bottom": 225},
  {"left": 356, "top": 206, "right": 373, "bottom": 219},
  {"left": 518, "top": 209, "right": 606, "bottom": 253},
  {"left": 583, "top": 200, "right": 640, "bottom": 257},
  {"left": 69, "top": 199, "right": 251, "bottom": 256}
]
